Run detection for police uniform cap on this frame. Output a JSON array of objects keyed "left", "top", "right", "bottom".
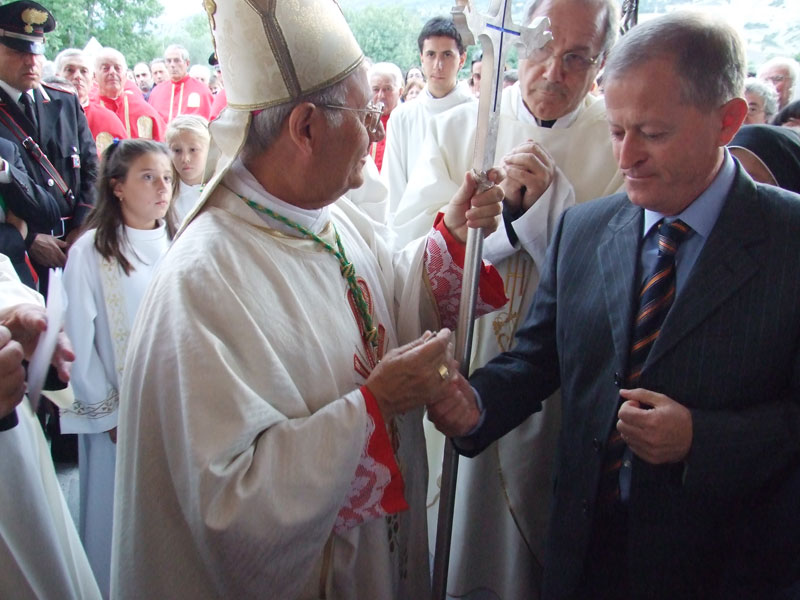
[{"left": 0, "top": 1, "right": 55, "bottom": 55}]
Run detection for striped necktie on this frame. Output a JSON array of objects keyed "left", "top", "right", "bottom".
[{"left": 598, "top": 219, "right": 691, "bottom": 507}]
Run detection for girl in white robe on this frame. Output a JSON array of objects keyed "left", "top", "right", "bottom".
[
  {"left": 60, "top": 139, "right": 176, "bottom": 598},
  {"left": 166, "top": 115, "right": 210, "bottom": 223}
]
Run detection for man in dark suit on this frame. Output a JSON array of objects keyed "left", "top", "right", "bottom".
[
  {"left": 429, "top": 11, "right": 800, "bottom": 599},
  {"left": 0, "top": 1, "right": 96, "bottom": 290}
]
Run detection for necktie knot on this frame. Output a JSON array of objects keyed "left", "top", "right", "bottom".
[{"left": 657, "top": 219, "right": 690, "bottom": 257}]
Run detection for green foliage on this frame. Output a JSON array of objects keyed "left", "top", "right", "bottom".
[
  {"left": 344, "top": 4, "right": 423, "bottom": 72},
  {"left": 6, "top": 0, "right": 165, "bottom": 65},
  {"left": 153, "top": 13, "right": 214, "bottom": 66}
]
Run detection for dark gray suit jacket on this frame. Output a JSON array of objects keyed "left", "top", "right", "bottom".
[{"left": 461, "top": 166, "right": 800, "bottom": 599}]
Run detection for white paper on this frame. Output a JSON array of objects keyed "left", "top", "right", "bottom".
[{"left": 27, "top": 268, "right": 67, "bottom": 409}]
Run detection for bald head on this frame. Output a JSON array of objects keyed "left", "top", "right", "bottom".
[{"left": 95, "top": 48, "right": 128, "bottom": 99}]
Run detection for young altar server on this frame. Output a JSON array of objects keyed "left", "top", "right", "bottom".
[
  {"left": 60, "top": 139, "right": 176, "bottom": 598},
  {"left": 166, "top": 115, "right": 211, "bottom": 223}
]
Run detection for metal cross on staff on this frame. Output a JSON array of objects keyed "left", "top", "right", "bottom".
[{"left": 430, "top": 2, "right": 552, "bottom": 598}]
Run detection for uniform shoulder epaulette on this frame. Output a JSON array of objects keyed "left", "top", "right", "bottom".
[{"left": 41, "top": 80, "right": 77, "bottom": 96}]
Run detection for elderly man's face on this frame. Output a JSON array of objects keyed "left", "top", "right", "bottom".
[
  {"left": 165, "top": 49, "right": 189, "bottom": 82},
  {"left": 759, "top": 65, "right": 792, "bottom": 109},
  {"left": 133, "top": 63, "right": 153, "bottom": 91},
  {"left": 369, "top": 73, "right": 401, "bottom": 115},
  {"left": 151, "top": 62, "right": 168, "bottom": 84},
  {"left": 59, "top": 54, "right": 92, "bottom": 104},
  {"left": 518, "top": 0, "right": 605, "bottom": 121},
  {"left": 315, "top": 72, "right": 373, "bottom": 204},
  {"left": 0, "top": 44, "right": 41, "bottom": 92},
  {"left": 604, "top": 57, "right": 739, "bottom": 216},
  {"left": 96, "top": 52, "right": 126, "bottom": 99},
  {"left": 744, "top": 91, "right": 769, "bottom": 125}
]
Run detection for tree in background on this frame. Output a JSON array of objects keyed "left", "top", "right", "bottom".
[
  {"left": 343, "top": 3, "right": 511, "bottom": 84},
  {"left": 344, "top": 5, "right": 422, "bottom": 72},
  {"left": 43, "top": 0, "right": 163, "bottom": 65},
  {"left": 154, "top": 13, "right": 214, "bottom": 67}
]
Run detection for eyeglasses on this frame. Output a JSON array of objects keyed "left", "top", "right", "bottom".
[
  {"left": 321, "top": 101, "right": 384, "bottom": 134},
  {"left": 764, "top": 75, "right": 787, "bottom": 84},
  {"left": 527, "top": 43, "right": 602, "bottom": 73},
  {"left": 747, "top": 104, "right": 765, "bottom": 115}
]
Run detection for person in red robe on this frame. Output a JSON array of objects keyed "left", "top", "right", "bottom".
[
  {"left": 208, "top": 52, "right": 226, "bottom": 121},
  {"left": 367, "top": 62, "right": 404, "bottom": 171},
  {"left": 54, "top": 48, "right": 127, "bottom": 155},
  {"left": 94, "top": 48, "right": 166, "bottom": 141},
  {"left": 148, "top": 45, "right": 213, "bottom": 123},
  {"left": 210, "top": 87, "right": 227, "bottom": 121}
]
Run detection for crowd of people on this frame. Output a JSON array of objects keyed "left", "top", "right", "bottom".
[{"left": 0, "top": 0, "right": 799, "bottom": 598}]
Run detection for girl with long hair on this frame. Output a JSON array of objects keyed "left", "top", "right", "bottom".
[
  {"left": 60, "top": 138, "right": 176, "bottom": 597},
  {"left": 166, "top": 114, "right": 211, "bottom": 223}
]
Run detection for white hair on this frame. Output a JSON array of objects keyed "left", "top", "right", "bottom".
[
  {"left": 95, "top": 47, "right": 127, "bottom": 72},
  {"left": 54, "top": 48, "right": 90, "bottom": 75},
  {"left": 189, "top": 64, "right": 210, "bottom": 82},
  {"left": 757, "top": 56, "right": 800, "bottom": 96},
  {"left": 241, "top": 72, "right": 354, "bottom": 160},
  {"left": 745, "top": 77, "right": 779, "bottom": 120},
  {"left": 165, "top": 44, "right": 190, "bottom": 62},
  {"left": 368, "top": 62, "right": 403, "bottom": 89}
]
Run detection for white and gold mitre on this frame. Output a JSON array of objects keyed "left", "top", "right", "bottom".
[
  {"left": 205, "top": 0, "right": 364, "bottom": 111},
  {"left": 179, "top": 0, "right": 365, "bottom": 232}
]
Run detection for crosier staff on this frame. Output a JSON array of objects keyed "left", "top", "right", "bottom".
[{"left": 431, "top": 2, "right": 552, "bottom": 598}]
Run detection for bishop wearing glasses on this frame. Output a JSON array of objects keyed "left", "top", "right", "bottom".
[{"left": 110, "top": 1, "right": 508, "bottom": 599}]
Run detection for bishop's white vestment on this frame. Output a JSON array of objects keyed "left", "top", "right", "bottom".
[
  {"left": 60, "top": 225, "right": 169, "bottom": 598},
  {"left": 382, "top": 84, "right": 475, "bottom": 213},
  {"left": 111, "top": 160, "right": 504, "bottom": 600},
  {"left": 0, "top": 254, "right": 102, "bottom": 600},
  {"left": 395, "top": 83, "right": 624, "bottom": 600}
]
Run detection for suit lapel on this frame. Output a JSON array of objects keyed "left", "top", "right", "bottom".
[
  {"left": 645, "top": 170, "right": 764, "bottom": 369},
  {"left": 31, "top": 87, "right": 47, "bottom": 140},
  {"left": 597, "top": 201, "right": 643, "bottom": 378}
]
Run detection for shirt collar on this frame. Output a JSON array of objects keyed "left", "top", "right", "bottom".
[
  {"left": 423, "top": 83, "right": 460, "bottom": 102},
  {"left": 225, "top": 157, "right": 330, "bottom": 236},
  {"left": 0, "top": 79, "right": 31, "bottom": 103},
  {"left": 642, "top": 148, "right": 736, "bottom": 240},
  {"left": 515, "top": 87, "right": 581, "bottom": 128}
]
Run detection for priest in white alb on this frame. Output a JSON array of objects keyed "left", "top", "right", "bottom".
[
  {"left": 110, "top": 2, "right": 506, "bottom": 600},
  {"left": 394, "top": 0, "right": 624, "bottom": 598},
  {"left": 382, "top": 16, "right": 475, "bottom": 212}
]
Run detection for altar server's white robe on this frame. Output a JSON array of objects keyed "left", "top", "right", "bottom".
[
  {"left": 383, "top": 84, "right": 475, "bottom": 212},
  {"left": 174, "top": 180, "right": 203, "bottom": 224},
  {"left": 396, "top": 84, "right": 623, "bottom": 600},
  {"left": 0, "top": 255, "right": 102, "bottom": 600},
  {"left": 60, "top": 225, "right": 169, "bottom": 598},
  {"left": 111, "top": 163, "right": 502, "bottom": 599}
]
